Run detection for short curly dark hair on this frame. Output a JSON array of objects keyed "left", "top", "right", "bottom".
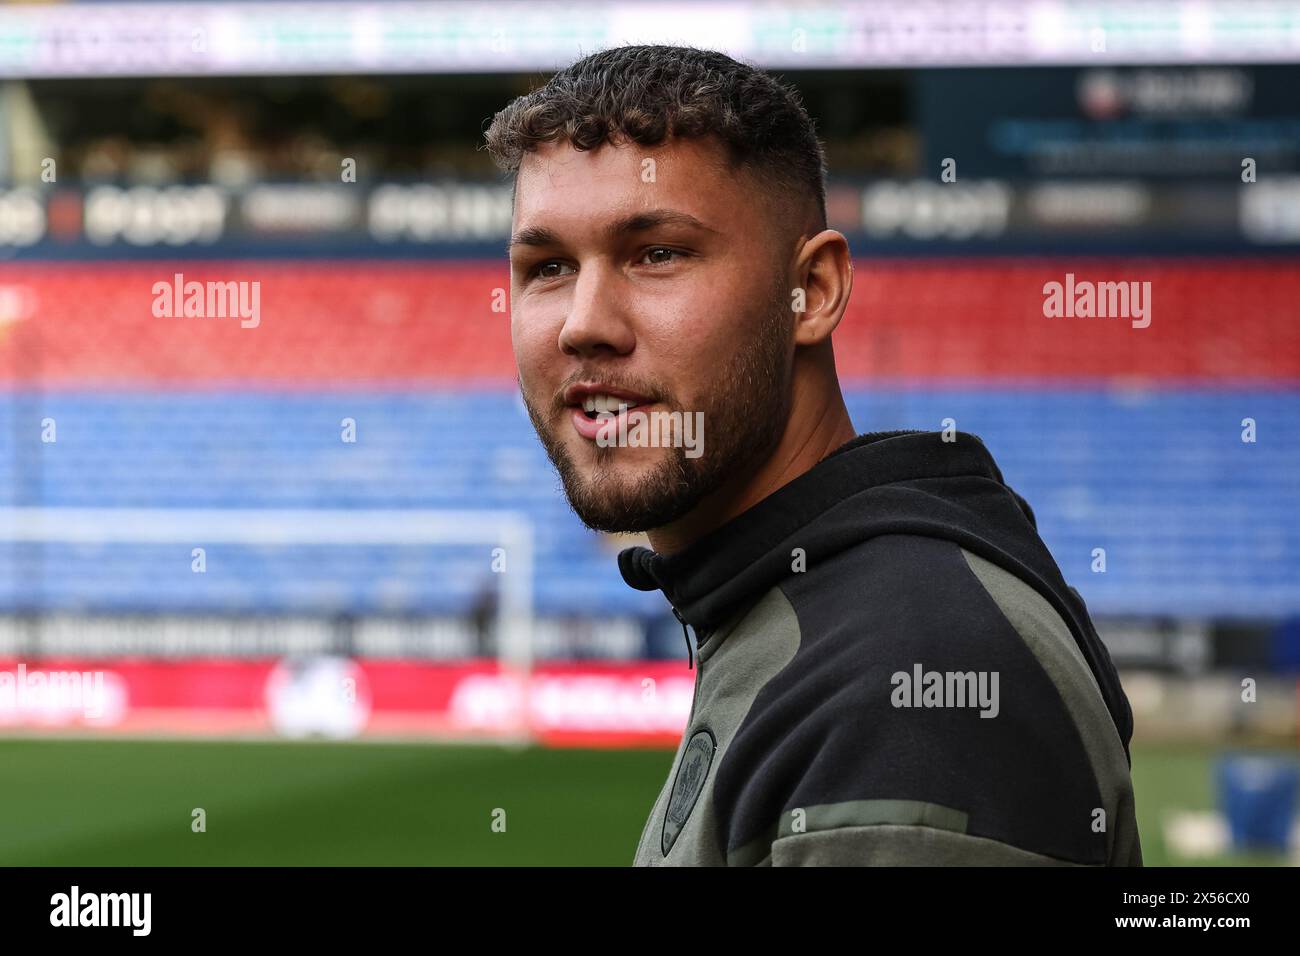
[{"left": 484, "top": 44, "right": 827, "bottom": 232}]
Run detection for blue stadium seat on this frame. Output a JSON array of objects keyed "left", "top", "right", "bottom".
[{"left": 0, "top": 388, "right": 1295, "bottom": 618}]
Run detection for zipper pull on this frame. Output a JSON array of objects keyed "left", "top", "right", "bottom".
[{"left": 671, "top": 605, "right": 694, "bottom": 670}]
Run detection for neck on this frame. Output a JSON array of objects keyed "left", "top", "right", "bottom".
[{"left": 647, "top": 380, "right": 856, "bottom": 555}]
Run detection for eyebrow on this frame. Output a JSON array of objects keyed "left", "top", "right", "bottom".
[{"left": 506, "top": 208, "right": 716, "bottom": 256}]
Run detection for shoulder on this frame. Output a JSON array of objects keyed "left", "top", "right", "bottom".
[
  {"left": 779, "top": 532, "right": 1109, "bottom": 713},
  {"left": 714, "top": 533, "right": 1115, "bottom": 865}
]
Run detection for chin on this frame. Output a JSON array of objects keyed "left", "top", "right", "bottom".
[
  {"left": 572, "top": 451, "right": 669, "bottom": 496},
  {"left": 560, "top": 449, "right": 695, "bottom": 535}
]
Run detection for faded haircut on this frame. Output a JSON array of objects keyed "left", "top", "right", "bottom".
[{"left": 484, "top": 43, "right": 828, "bottom": 233}]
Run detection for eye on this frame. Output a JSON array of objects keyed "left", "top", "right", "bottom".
[
  {"left": 641, "top": 247, "right": 686, "bottom": 267},
  {"left": 530, "top": 260, "right": 575, "bottom": 281}
]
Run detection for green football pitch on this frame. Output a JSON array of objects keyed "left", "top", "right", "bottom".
[{"left": 0, "top": 738, "right": 1287, "bottom": 866}]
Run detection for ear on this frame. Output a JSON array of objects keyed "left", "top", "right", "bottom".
[{"left": 789, "top": 230, "right": 853, "bottom": 347}]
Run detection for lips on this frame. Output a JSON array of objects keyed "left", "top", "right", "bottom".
[
  {"left": 563, "top": 383, "right": 653, "bottom": 409},
  {"left": 562, "top": 383, "right": 656, "bottom": 442}
]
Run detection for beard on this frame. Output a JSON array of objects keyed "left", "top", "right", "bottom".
[{"left": 520, "top": 285, "right": 792, "bottom": 535}]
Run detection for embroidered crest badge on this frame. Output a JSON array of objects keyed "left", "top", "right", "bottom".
[{"left": 662, "top": 729, "right": 716, "bottom": 856}]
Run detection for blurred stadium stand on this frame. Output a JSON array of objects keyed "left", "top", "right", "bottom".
[{"left": 0, "top": 262, "right": 1296, "bottom": 623}]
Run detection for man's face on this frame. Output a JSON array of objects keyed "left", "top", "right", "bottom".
[{"left": 509, "top": 136, "right": 794, "bottom": 533}]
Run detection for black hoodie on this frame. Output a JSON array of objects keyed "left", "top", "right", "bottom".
[{"left": 620, "top": 430, "right": 1142, "bottom": 866}]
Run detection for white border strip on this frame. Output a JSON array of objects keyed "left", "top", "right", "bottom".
[{"left": 1, "top": 1, "right": 1299, "bottom": 78}]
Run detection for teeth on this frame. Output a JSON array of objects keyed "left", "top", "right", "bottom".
[{"left": 583, "top": 394, "right": 632, "bottom": 415}]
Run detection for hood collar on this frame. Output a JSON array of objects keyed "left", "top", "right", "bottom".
[{"left": 617, "top": 430, "right": 1019, "bottom": 635}]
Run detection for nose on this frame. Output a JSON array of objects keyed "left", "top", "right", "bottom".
[{"left": 557, "top": 262, "right": 635, "bottom": 359}]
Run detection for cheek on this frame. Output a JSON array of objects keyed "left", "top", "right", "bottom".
[
  {"left": 662, "top": 279, "right": 756, "bottom": 360},
  {"left": 511, "top": 311, "right": 556, "bottom": 379},
  {"left": 638, "top": 299, "right": 735, "bottom": 405}
]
